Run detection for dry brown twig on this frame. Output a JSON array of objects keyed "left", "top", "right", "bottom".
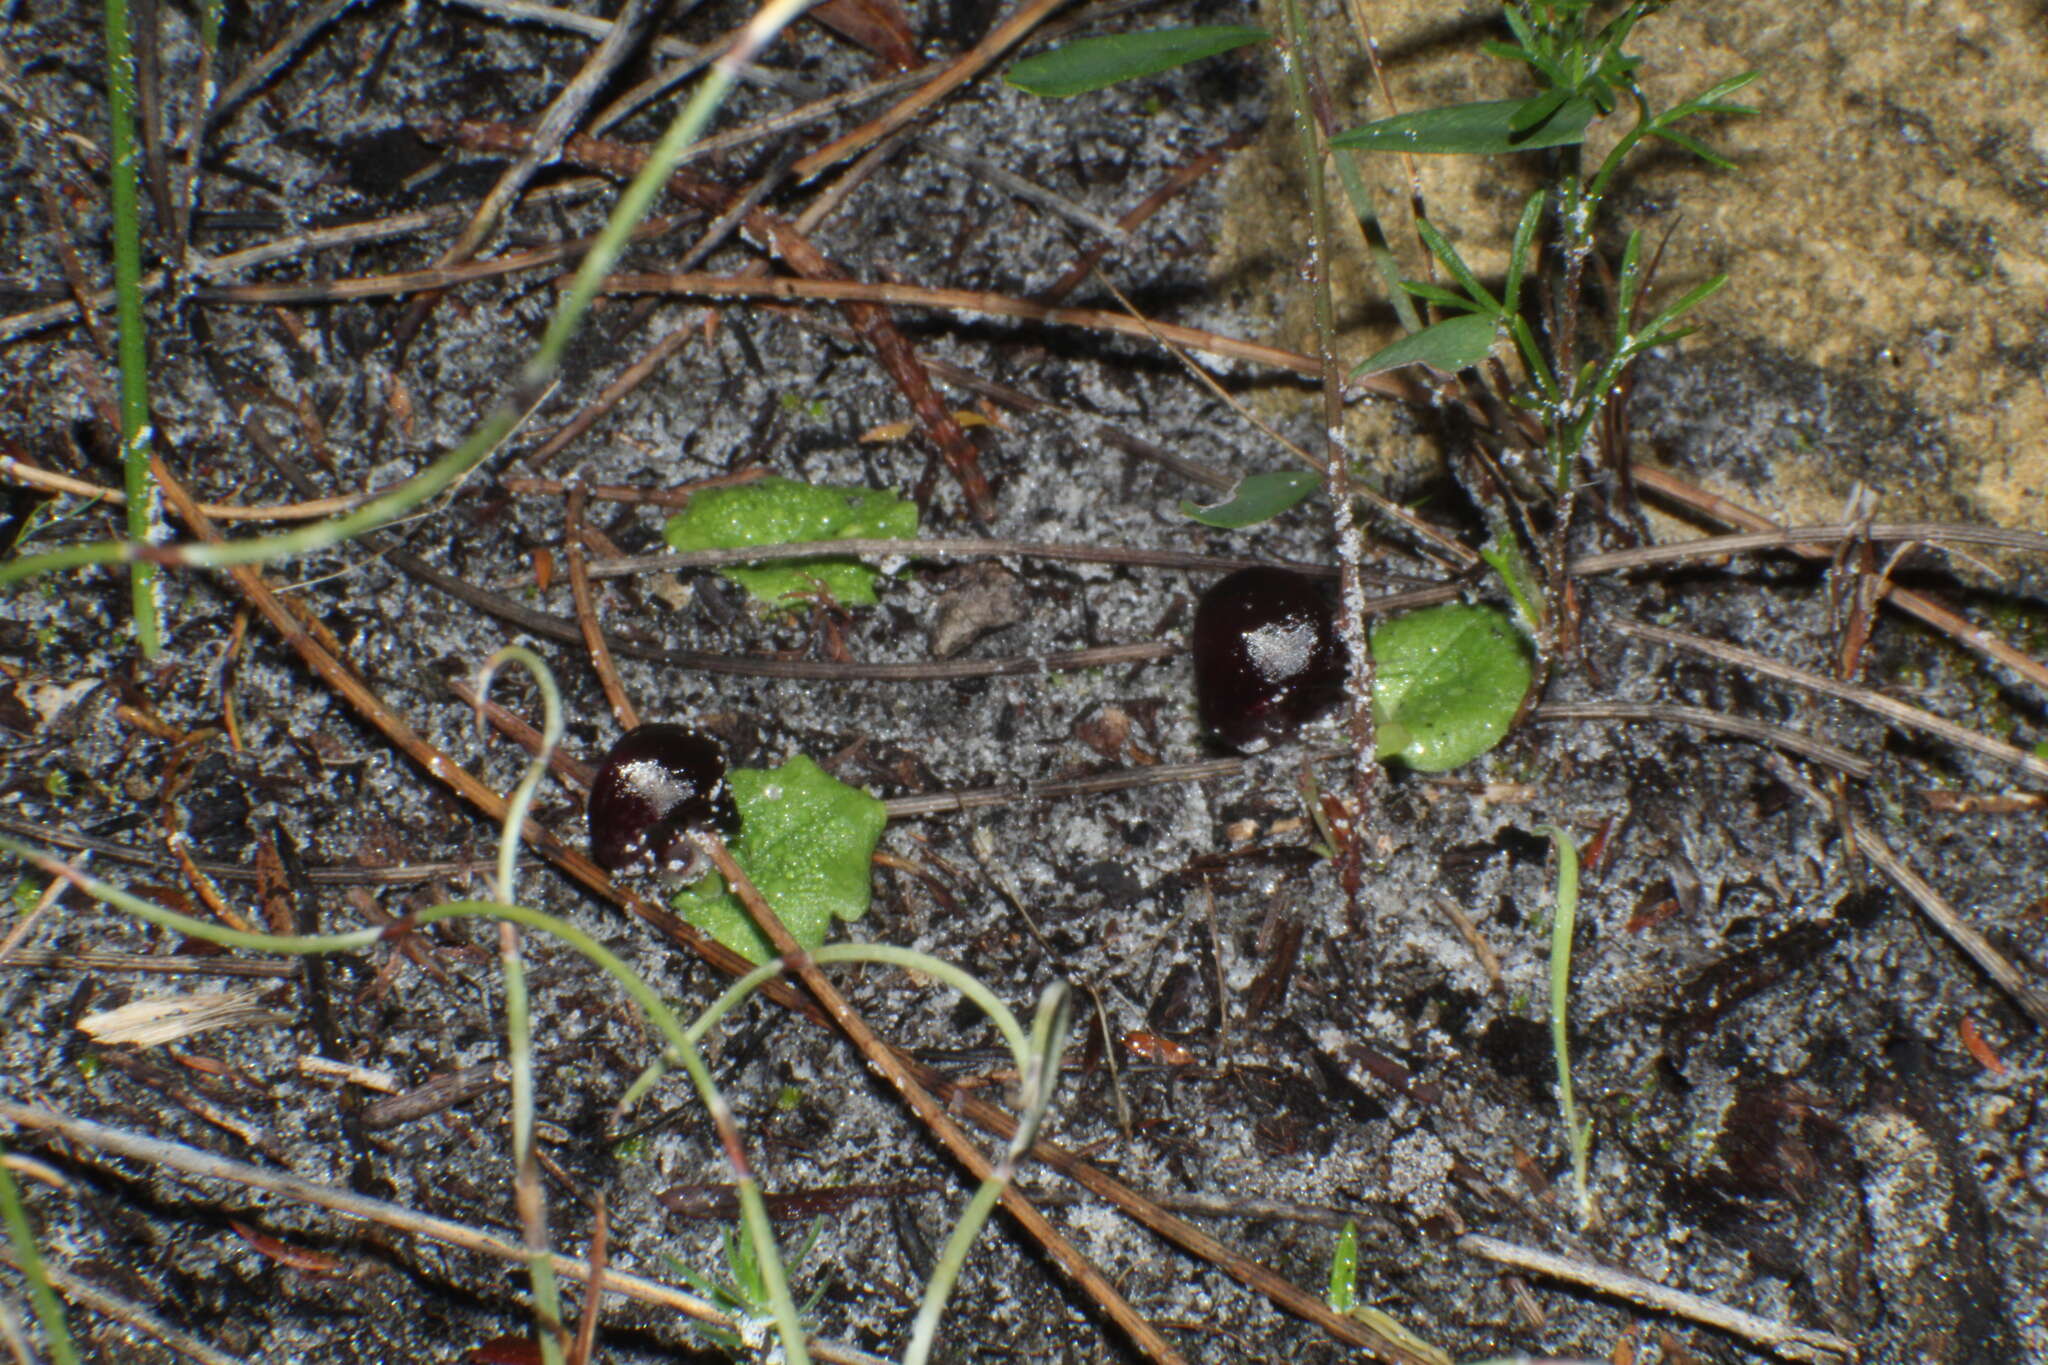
[
  {"left": 1631, "top": 464, "right": 2048, "bottom": 697},
  {"left": 0, "top": 1103, "right": 894, "bottom": 1365},
  {"left": 1614, "top": 618, "right": 2048, "bottom": 786},
  {"left": 1763, "top": 755, "right": 2048, "bottom": 1026},
  {"left": 695, "top": 832, "right": 1194, "bottom": 1365}
]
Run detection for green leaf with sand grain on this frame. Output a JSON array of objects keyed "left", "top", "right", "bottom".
[{"left": 672, "top": 756, "right": 886, "bottom": 962}]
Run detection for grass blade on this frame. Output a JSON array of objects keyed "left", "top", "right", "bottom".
[
  {"left": 1005, "top": 25, "right": 1268, "bottom": 97},
  {"left": 0, "top": 1151, "right": 78, "bottom": 1365},
  {"left": 104, "top": 0, "right": 160, "bottom": 656},
  {"left": 1350, "top": 311, "right": 1496, "bottom": 378},
  {"left": 1331, "top": 96, "right": 1596, "bottom": 155},
  {"left": 1541, "top": 823, "right": 1593, "bottom": 1228}
]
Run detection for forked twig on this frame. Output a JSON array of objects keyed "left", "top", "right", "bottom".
[
  {"left": 1631, "top": 464, "right": 2048, "bottom": 697},
  {"left": 1615, "top": 619, "right": 2048, "bottom": 786},
  {"left": 1764, "top": 755, "right": 2048, "bottom": 1025}
]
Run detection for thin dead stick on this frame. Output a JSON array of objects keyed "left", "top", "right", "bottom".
[
  {"left": 1764, "top": 755, "right": 2048, "bottom": 1025},
  {"left": 569, "top": 1197, "right": 607, "bottom": 1365},
  {"left": 208, "top": 0, "right": 364, "bottom": 129},
  {"left": 0, "top": 1105, "right": 893, "bottom": 1365},
  {"left": 194, "top": 217, "right": 687, "bottom": 304},
  {"left": 0, "top": 179, "right": 619, "bottom": 344},
  {"left": 520, "top": 315, "right": 696, "bottom": 465},
  {"left": 1529, "top": 702, "right": 1875, "bottom": 779},
  {"left": 595, "top": 270, "right": 1426, "bottom": 393},
  {"left": 1630, "top": 464, "right": 2048, "bottom": 698},
  {"left": 3, "top": 452, "right": 398, "bottom": 521},
  {"left": 501, "top": 471, "right": 767, "bottom": 505},
  {"left": 1040, "top": 131, "right": 1248, "bottom": 305},
  {"left": 921, "top": 140, "right": 1127, "bottom": 241},
  {"left": 1571, "top": 522, "right": 2048, "bottom": 573},
  {"left": 0, "top": 812, "right": 513, "bottom": 886},
  {"left": 1614, "top": 619, "right": 2048, "bottom": 786},
  {"left": 392, "top": 0, "right": 658, "bottom": 352},
  {"left": 785, "top": 310, "right": 1242, "bottom": 492},
  {"left": 898, "top": 1058, "right": 1443, "bottom": 1362},
  {"left": 695, "top": 834, "right": 1191, "bottom": 1365},
  {"left": 193, "top": 254, "right": 1410, "bottom": 397},
  {"left": 790, "top": 0, "right": 1069, "bottom": 182},
  {"left": 586, "top": 21, "right": 923, "bottom": 136},
  {"left": 881, "top": 757, "right": 1252, "bottom": 817},
  {"left": 1459, "top": 1233, "right": 1857, "bottom": 1363},
  {"left": 587, "top": 536, "right": 1338, "bottom": 578},
  {"left": 0, "top": 1251, "right": 245, "bottom": 1365},
  {"left": 0, "top": 951, "right": 299, "bottom": 978},
  {"left": 447, "top": 0, "right": 803, "bottom": 94},
  {"left": 564, "top": 487, "right": 640, "bottom": 730}
]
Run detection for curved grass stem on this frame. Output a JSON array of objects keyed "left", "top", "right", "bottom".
[{"left": 1540, "top": 823, "right": 1593, "bottom": 1228}]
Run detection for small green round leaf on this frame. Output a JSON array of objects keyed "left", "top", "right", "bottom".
[
  {"left": 663, "top": 477, "right": 918, "bottom": 608},
  {"left": 1371, "top": 603, "right": 1533, "bottom": 771}
]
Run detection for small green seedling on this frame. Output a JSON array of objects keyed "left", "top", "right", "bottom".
[
  {"left": 672, "top": 755, "right": 887, "bottom": 962},
  {"left": 1371, "top": 603, "right": 1533, "bottom": 771},
  {"left": 669, "top": 1219, "right": 827, "bottom": 1358},
  {"left": 663, "top": 477, "right": 918, "bottom": 609},
  {"left": 1325, "top": 1220, "right": 1453, "bottom": 1365}
]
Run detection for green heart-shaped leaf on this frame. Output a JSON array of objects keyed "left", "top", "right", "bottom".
[
  {"left": 672, "top": 755, "right": 887, "bottom": 962},
  {"left": 1371, "top": 603, "right": 1532, "bottom": 771}
]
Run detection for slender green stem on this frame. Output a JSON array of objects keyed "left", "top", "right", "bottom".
[
  {"left": 1540, "top": 823, "right": 1592, "bottom": 1227},
  {"left": 2, "top": 835, "right": 383, "bottom": 953},
  {"left": 476, "top": 646, "right": 564, "bottom": 907},
  {"left": 0, "top": 1149, "right": 79, "bottom": 1365},
  {"left": 103, "top": 0, "right": 160, "bottom": 655},
  {"left": 499, "top": 924, "right": 565, "bottom": 1365},
  {"left": 1330, "top": 150, "right": 1422, "bottom": 335},
  {"left": 624, "top": 940, "right": 1037, "bottom": 1127},
  {"left": 0, "top": 840, "right": 818, "bottom": 1365},
  {"left": 903, "top": 982, "right": 1070, "bottom": 1365},
  {"left": 903, "top": 1175, "right": 1006, "bottom": 1365}
]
